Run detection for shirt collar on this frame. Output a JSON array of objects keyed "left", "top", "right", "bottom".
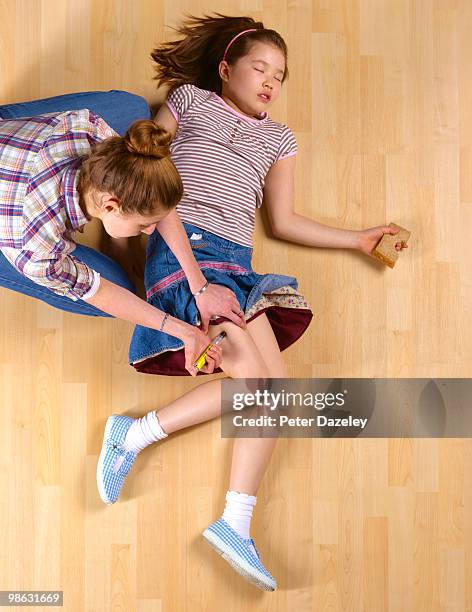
[
  {"left": 213, "top": 93, "right": 268, "bottom": 124},
  {"left": 61, "top": 160, "right": 90, "bottom": 231}
]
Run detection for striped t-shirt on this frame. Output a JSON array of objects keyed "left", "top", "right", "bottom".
[{"left": 165, "top": 84, "right": 297, "bottom": 247}]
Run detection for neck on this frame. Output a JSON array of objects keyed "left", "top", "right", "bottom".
[{"left": 78, "top": 187, "right": 95, "bottom": 222}]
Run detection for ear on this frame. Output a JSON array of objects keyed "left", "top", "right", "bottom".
[
  {"left": 100, "top": 193, "right": 120, "bottom": 213},
  {"left": 218, "top": 60, "right": 230, "bottom": 83}
]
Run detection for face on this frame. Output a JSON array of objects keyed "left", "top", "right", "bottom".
[
  {"left": 219, "top": 41, "right": 286, "bottom": 118},
  {"left": 100, "top": 200, "right": 170, "bottom": 238}
]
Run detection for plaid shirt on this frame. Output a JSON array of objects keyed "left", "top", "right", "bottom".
[{"left": 0, "top": 109, "right": 116, "bottom": 300}]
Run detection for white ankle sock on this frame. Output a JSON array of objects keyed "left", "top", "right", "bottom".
[
  {"left": 222, "top": 490, "right": 257, "bottom": 540},
  {"left": 122, "top": 410, "right": 168, "bottom": 454}
]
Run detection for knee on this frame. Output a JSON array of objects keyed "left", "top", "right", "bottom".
[
  {"left": 223, "top": 346, "right": 271, "bottom": 379},
  {"left": 219, "top": 327, "right": 271, "bottom": 379}
]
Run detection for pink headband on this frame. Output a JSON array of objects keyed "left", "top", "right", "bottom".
[{"left": 222, "top": 29, "right": 258, "bottom": 62}]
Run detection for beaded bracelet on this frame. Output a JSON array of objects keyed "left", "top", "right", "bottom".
[
  {"left": 160, "top": 312, "right": 169, "bottom": 332},
  {"left": 192, "top": 279, "right": 209, "bottom": 297}
]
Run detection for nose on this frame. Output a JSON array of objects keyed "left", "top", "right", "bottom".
[
  {"left": 141, "top": 224, "right": 156, "bottom": 235},
  {"left": 263, "top": 81, "right": 273, "bottom": 90}
]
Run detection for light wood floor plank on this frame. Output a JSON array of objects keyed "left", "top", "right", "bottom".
[{"left": 1, "top": 1, "right": 471, "bottom": 609}]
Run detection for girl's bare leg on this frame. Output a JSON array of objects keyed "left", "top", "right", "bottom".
[
  {"left": 154, "top": 318, "right": 274, "bottom": 433},
  {"left": 210, "top": 314, "right": 288, "bottom": 496},
  {"left": 100, "top": 314, "right": 287, "bottom": 512},
  {"left": 154, "top": 378, "right": 223, "bottom": 434},
  {"left": 155, "top": 314, "right": 283, "bottom": 437},
  {"left": 150, "top": 314, "right": 286, "bottom": 497}
]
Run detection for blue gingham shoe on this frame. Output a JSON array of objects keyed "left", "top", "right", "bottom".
[
  {"left": 96, "top": 414, "right": 138, "bottom": 505},
  {"left": 202, "top": 518, "right": 277, "bottom": 591}
]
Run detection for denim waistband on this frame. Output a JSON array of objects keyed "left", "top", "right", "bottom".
[
  {"left": 181, "top": 222, "right": 253, "bottom": 258},
  {"left": 145, "top": 221, "right": 255, "bottom": 288}
]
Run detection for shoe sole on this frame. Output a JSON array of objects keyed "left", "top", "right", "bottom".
[
  {"left": 202, "top": 529, "right": 276, "bottom": 591},
  {"left": 96, "top": 414, "right": 120, "bottom": 505}
]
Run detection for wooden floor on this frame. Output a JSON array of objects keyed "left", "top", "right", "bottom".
[{"left": 1, "top": 0, "right": 472, "bottom": 610}]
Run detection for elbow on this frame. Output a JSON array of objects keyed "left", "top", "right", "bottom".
[{"left": 270, "top": 218, "right": 289, "bottom": 240}]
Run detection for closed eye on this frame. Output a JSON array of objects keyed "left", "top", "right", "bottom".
[{"left": 254, "top": 67, "right": 283, "bottom": 82}]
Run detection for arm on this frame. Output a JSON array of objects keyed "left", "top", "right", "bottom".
[
  {"left": 263, "top": 156, "right": 360, "bottom": 248},
  {"left": 153, "top": 105, "right": 245, "bottom": 331},
  {"left": 154, "top": 101, "right": 178, "bottom": 137},
  {"left": 150, "top": 103, "right": 203, "bottom": 290},
  {"left": 156, "top": 209, "right": 207, "bottom": 294},
  {"left": 84, "top": 276, "right": 185, "bottom": 334},
  {"left": 2, "top": 241, "right": 219, "bottom": 375},
  {"left": 83, "top": 277, "right": 221, "bottom": 375},
  {"left": 263, "top": 156, "right": 408, "bottom": 254},
  {"left": 156, "top": 209, "right": 245, "bottom": 331}
]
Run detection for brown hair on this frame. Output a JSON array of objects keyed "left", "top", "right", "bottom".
[
  {"left": 78, "top": 119, "right": 183, "bottom": 215},
  {"left": 151, "top": 13, "right": 289, "bottom": 94}
]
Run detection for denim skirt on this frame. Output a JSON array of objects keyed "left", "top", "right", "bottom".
[{"left": 129, "top": 222, "right": 313, "bottom": 376}]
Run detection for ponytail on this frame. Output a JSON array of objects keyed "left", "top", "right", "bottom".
[{"left": 151, "top": 13, "right": 288, "bottom": 94}]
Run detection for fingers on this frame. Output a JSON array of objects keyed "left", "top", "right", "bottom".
[
  {"left": 395, "top": 241, "right": 408, "bottom": 251},
  {"left": 224, "top": 296, "right": 246, "bottom": 328},
  {"left": 200, "top": 315, "right": 210, "bottom": 334},
  {"left": 219, "top": 308, "right": 246, "bottom": 328},
  {"left": 200, "top": 345, "right": 223, "bottom": 374},
  {"left": 185, "top": 357, "right": 198, "bottom": 377},
  {"left": 196, "top": 286, "right": 245, "bottom": 328},
  {"left": 237, "top": 311, "right": 247, "bottom": 329},
  {"left": 208, "top": 345, "right": 222, "bottom": 367},
  {"left": 184, "top": 346, "right": 198, "bottom": 377},
  {"left": 383, "top": 226, "right": 408, "bottom": 251},
  {"left": 205, "top": 295, "right": 245, "bottom": 328},
  {"left": 223, "top": 290, "right": 245, "bottom": 324}
]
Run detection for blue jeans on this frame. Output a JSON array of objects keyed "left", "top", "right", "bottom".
[
  {"left": 0, "top": 90, "right": 151, "bottom": 136},
  {"left": 0, "top": 244, "right": 136, "bottom": 317}
]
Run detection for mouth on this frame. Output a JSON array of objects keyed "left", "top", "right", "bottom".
[{"left": 257, "top": 93, "right": 271, "bottom": 103}]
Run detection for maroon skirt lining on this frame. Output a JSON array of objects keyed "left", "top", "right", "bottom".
[{"left": 133, "top": 306, "right": 313, "bottom": 376}]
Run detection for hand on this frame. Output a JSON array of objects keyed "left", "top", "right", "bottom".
[
  {"left": 356, "top": 225, "right": 409, "bottom": 257},
  {"left": 179, "top": 323, "right": 223, "bottom": 376},
  {"left": 195, "top": 283, "right": 246, "bottom": 333}
]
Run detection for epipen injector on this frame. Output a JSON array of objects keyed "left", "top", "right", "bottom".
[{"left": 193, "top": 331, "right": 227, "bottom": 371}]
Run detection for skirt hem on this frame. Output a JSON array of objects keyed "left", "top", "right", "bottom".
[{"left": 131, "top": 305, "right": 313, "bottom": 376}]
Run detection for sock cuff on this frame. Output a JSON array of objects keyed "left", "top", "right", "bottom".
[
  {"left": 226, "top": 490, "right": 257, "bottom": 506},
  {"left": 149, "top": 410, "right": 168, "bottom": 440}
]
